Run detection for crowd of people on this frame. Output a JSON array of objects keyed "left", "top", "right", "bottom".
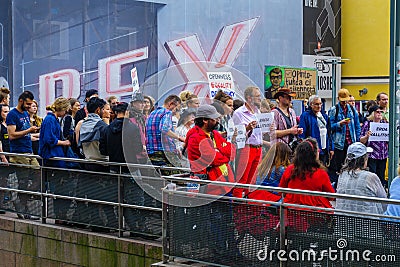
[
  {"left": 182, "top": 87, "right": 395, "bottom": 224},
  {"left": 0, "top": 85, "right": 397, "bottom": 239}
]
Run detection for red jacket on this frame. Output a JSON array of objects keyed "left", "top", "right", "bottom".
[
  {"left": 279, "top": 164, "right": 335, "bottom": 209},
  {"left": 186, "top": 125, "right": 236, "bottom": 195}
]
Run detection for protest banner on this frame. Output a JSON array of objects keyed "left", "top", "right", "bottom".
[
  {"left": 207, "top": 72, "right": 235, "bottom": 98},
  {"left": 369, "top": 122, "right": 389, "bottom": 142},
  {"left": 256, "top": 112, "right": 274, "bottom": 133}
]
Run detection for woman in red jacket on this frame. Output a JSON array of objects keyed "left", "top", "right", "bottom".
[
  {"left": 279, "top": 137, "right": 334, "bottom": 207},
  {"left": 279, "top": 137, "right": 335, "bottom": 232}
]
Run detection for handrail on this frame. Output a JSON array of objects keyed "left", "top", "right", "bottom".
[
  {"left": 0, "top": 151, "right": 191, "bottom": 172},
  {"left": 0, "top": 150, "right": 397, "bottom": 207},
  {"left": 162, "top": 175, "right": 400, "bottom": 206}
]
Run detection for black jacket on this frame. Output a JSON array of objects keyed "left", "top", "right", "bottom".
[{"left": 100, "top": 118, "right": 143, "bottom": 173}]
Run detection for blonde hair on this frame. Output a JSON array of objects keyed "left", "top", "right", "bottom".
[
  {"left": 179, "top": 90, "right": 191, "bottom": 102},
  {"left": 107, "top": 95, "right": 118, "bottom": 104},
  {"left": 46, "top": 97, "right": 71, "bottom": 113},
  {"left": 258, "top": 142, "right": 291, "bottom": 179},
  {"left": 29, "top": 100, "right": 43, "bottom": 127}
]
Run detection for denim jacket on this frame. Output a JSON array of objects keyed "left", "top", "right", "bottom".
[{"left": 328, "top": 104, "right": 360, "bottom": 150}]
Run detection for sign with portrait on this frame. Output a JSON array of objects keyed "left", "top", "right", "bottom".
[{"left": 264, "top": 65, "right": 317, "bottom": 100}]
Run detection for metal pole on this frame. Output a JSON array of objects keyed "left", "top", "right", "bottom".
[
  {"left": 41, "top": 158, "right": 46, "bottom": 224},
  {"left": 279, "top": 194, "right": 286, "bottom": 267},
  {"left": 118, "top": 165, "right": 123, "bottom": 238},
  {"left": 389, "top": 0, "right": 400, "bottom": 187},
  {"left": 162, "top": 189, "right": 169, "bottom": 263},
  {"left": 331, "top": 59, "right": 337, "bottom": 106}
]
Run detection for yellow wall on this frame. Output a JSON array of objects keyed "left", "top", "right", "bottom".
[
  {"left": 342, "top": 84, "right": 387, "bottom": 102},
  {"left": 341, "top": 0, "right": 390, "bottom": 78}
]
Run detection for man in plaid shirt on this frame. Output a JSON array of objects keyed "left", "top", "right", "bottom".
[{"left": 146, "top": 95, "right": 185, "bottom": 174}]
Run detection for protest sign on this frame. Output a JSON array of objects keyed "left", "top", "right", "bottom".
[
  {"left": 207, "top": 72, "right": 235, "bottom": 98},
  {"left": 256, "top": 112, "right": 274, "bottom": 133},
  {"left": 235, "top": 124, "right": 246, "bottom": 149},
  {"left": 264, "top": 65, "right": 316, "bottom": 100},
  {"left": 369, "top": 122, "right": 389, "bottom": 142},
  {"left": 131, "top": 67, "right": 140, "bottom": 93},
  {"left": 227, "top": 119, "right": 235, "bottom": 142}
]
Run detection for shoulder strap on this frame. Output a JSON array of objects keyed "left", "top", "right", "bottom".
[
  {"left": 335, "top": 104, "right": 339, "bottom": 122},
  {"left": 336, "top": 103, "right": 356, "bottom": 121},
  {"left": 349, "top": 104, "right": 356, "bottom": 117},
  {"left": 317, "top": 115, "right": 326, "bottom": 126},
  {"left": 275, "top": 107, "right": 293, "bottom": 129}
]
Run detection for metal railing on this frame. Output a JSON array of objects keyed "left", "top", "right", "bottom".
[
  {"left": 161, "top": 175, "right": 400, "bottom": 267},
  {"left": 0, "top": 152, "right": 190, "bottom": 239},
  {"left": 1, "top": 152, "right": 400, "bottom": 266}
]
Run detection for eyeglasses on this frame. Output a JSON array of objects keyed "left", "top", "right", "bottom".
[
  {"left": 270, "top": 75, "right": 282, "bottom": 80},
  {"left": 375, "top": 110, "right": 383, "bottom": 114},
  {"left": 312, "top": 103, "right": 322, "bottom": 106}
]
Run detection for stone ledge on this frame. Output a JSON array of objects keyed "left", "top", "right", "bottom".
[{"left": 0, "top": 215, "right": 162, "bottom": 266}]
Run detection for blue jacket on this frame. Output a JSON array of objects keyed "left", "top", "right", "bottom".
[
  {"left": 39, "top": 112, "right": 66, "bottom": 167},
  {"left": 384, "top": 177, "right": 400, "bottom": 221},
  {"left": 298, "top": 110, "right": 334, "bottom": 154},
  {"left": 328, "top": 104, "right": 360, "bottom": 150}
]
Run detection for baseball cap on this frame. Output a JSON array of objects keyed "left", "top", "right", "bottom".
[
  {"left": 85, "top": 89, "right": 99, "bottom": 102},
  {"left": 338, "top": 88, "right": 350, "bottom": 101},
  {"left": 347, "top": 142, "right": 373, "bottom": 159},
  {"left": 195, "top": 104, "right": 221, "bottom": 119}
]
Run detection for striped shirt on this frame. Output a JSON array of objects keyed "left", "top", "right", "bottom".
[
  {"left": 361, "top": 120, "right": 388, "bottom": 160},
  {"left": 146, "top": 107, "right": 176, "bottom": 154}
]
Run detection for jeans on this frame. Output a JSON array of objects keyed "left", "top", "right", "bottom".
[{"left": 368, "top": 158, "right": 387, "bottom": 188}]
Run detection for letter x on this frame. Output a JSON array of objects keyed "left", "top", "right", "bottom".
[{"left": 164, "top": 17, "right": 259, "bottom": 99}]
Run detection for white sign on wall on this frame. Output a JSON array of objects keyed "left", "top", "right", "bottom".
[{"left": 302, "top": 55, "right": 341, "bottom": 99}]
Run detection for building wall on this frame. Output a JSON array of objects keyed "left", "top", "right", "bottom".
[
  {"left": 0, "top": 216, "right": 162, "bottom": 266},
  {"left": 157, "top": 0, "right": 303, "bottom": 95},
  {"left": 5, "top": 0, "right": 304, "bottom": 110},
  {"left": 341, "top": 0, "right": 390, "bottom": 101}
]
